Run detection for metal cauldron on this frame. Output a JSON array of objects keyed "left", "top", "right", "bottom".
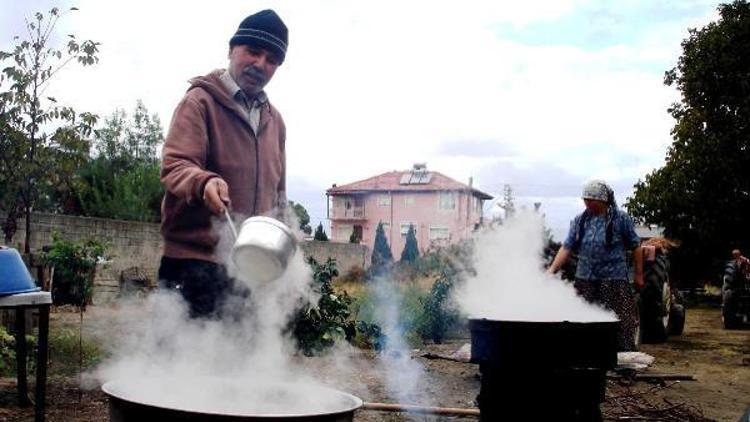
[
  {"left": 103, "top": 377, "right": 362, "bottom": 422},
  {"left": 469, "top": 318, "right": 619, "bottom": 421},
  {"left": 230, "top": 216, "right": 297, "bottom": 283}
]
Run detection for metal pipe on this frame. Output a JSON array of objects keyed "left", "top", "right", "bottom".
[{"left": 362, "top": 402, "right": 480, "bottom": 417}]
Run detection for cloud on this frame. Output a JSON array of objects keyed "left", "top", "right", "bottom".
[
  {"left": 1, "top": 0, "right": 722, "bottom": 238},
  {"left": 436, "top": 138, "right": 517, "bottom": 158}
]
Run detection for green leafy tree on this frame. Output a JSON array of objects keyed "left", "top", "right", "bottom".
[
  {"left": 313, "top": 222, "right": 328, "bottom": 241},
  {"left": 75, "top": 101, "right": 164, "bottom": 221},
  {"left": 0, "top": 8, "right": 99, "bottom": 249},
  {"left": 400, "top": 224, "right": 419, "bottom": 263},
  {"left": 626, "top": 0, "right": 750, "bottom": 284},
  {"left": 370, "top": 221, "right": 393, "bottom": 276},
  {"left": 288, "top": 201, "right": 312, "bottom": 235}
]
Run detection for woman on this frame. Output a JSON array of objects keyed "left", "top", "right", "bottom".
[{"left": 548, "top": 180, "right": 643, "bottom": 351}]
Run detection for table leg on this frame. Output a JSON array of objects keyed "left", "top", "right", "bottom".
[
  {"left": 14, "top": 308, "right": 31, "bottom": 407},
  {"left": 35, "top": 305, "right": 50, "bottom": 422}
]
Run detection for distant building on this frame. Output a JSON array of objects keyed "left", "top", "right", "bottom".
[
  {"left": 635, "top": 225, "right": 664, "bottom": 240},
  {"left": 326, "top": 164, "right": 493, "bottom": 260}
]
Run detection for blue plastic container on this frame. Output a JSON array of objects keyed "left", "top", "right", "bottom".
[{"left": 0, "top": 247, "right": 40, "bottom": 296}]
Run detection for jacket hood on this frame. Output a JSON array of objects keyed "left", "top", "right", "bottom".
[{"left": 188, "top": 70, "right": 244, "bottom": 117}]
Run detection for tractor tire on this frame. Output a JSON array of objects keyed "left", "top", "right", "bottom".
[
  {"left": 639, "top": 254, "right": 670, "bottom": 343},
  {"left": 668, "top": 303, "right": 685, "bottom": 335},
  {"left": 722, "top": 288, "right": 740, "bottom": 329}
]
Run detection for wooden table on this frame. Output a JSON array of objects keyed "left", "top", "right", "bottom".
[{"left": 0, "top": 291, "right": 51, "bottom": 422}]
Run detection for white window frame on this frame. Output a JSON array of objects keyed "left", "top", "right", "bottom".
[
  {"left": 400, "top": 222, "right": 416, "bottom": 236},
  {"left": 378, "top": 194, "right": 391, "bottom": 206},
  {"left": 438, "top": 192, "right": 456, "bottom": 211},
  {"left": 404, "top": 195, "right": 416, "bottom": 206},
  {"left": 429, "top": 226, "right": 450, "bottom": 240}
]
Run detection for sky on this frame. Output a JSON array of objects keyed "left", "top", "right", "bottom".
[{"left": 1, "top": 0, "right": 723, "bottom": 240}]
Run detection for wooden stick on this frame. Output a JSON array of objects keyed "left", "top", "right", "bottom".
[
  {"left": 362, "top": 402, "right": 480, "bottom": 417},
  {"left": 608, "top": 373, "right": 696, "bottom": 381}
]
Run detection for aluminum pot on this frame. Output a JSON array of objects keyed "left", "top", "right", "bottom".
[
  {"left": 102, "top": 378, "right": 362, "bottom": 422},
  {"left": 231, "top": 216, "right": 297, "bottom": 283}
]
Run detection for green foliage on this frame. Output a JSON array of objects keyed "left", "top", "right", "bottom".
[
  {"left": 292, "top": 257, "right": 356, "bottom": 355},
  {"left": 0, "top": 326, "right": 37, "bottom": 377},
  {"left": 43, "top": 233, "right": 107, "bottom": 308},
  {"left": 349, "top": 229, "right": 361, "bottom": 243},
  {"left": 626, "top": 1, "right": 750, "bottom": 285},
  {"left": 370, "top": 221, "right": 393, "bottom": 276},
  {"left": 0, "top": 7, "right": 100, "bottom": 249},
  {"left": 48, "top": 328, "right": 106, "bottom": 376},
  {"left": 313, "top": 222, "right": 329, "bottom": 241},
  {"left": 416, "top": 276, "right": 460, "bottom": 344},
  {"left": 289, "top": 201, "right": 312, "bottom": 235},
  {"left": 353, "top": 281, "right": 427, "bottom": 348},
  {"left": 75, "top": 101, "right": 164, "bottom": 222},
  {"left": 400, "top": 224, "right": 420, "bottom": 263}
]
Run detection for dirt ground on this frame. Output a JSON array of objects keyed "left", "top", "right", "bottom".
[{"left": 0, "top": 305, "right": 748, "bottom": 421}]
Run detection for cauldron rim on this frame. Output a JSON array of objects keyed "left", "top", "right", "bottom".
[{"left": 102, "top": 378, "right": 363, "bottom": 418}]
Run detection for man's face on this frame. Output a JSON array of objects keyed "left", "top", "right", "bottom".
[{"left": 228, "top": 45, "right": 280, "bottom": 97}]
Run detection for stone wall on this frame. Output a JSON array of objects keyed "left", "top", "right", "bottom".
[
  {"left": 3, "top": 212, "right": 162, "bottom": 304},
  {"left": 299, "top": 241, "right": 369, "bottom": 274},
  {"left": 3, "top": 213, "right": 367, "bottom": 304}
]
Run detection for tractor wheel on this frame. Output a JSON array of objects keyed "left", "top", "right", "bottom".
[
  {"left": 639, "top": 254, "right": 669, "bottom": 343},
  {"left": 723, "top": 288, "right": 740, "bottom": 329},
  {"left": 668, "top": 303, "right": 685, "bottom": 335}
]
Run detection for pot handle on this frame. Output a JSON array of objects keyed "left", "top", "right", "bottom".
[{"left": 224, "top": 208, "right": 238, "bottom": 240}]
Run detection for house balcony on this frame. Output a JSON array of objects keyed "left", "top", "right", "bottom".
[{"left": 330, "top": 207, "right": 367, "bottom": 221}]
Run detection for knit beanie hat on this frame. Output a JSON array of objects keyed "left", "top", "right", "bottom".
[{"left": 229, "top": 10, "right": 288, "bottom": 64}]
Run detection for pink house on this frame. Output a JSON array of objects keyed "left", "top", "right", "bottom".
[{"left": 326, "top": 164, "right": 493, "bottom": 260}]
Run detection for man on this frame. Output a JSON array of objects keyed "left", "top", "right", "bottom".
[
  {"left": 732, "top": 249, "right": 750, "bottom": 280},
  {"left": 547, "top": 180, "right": 643, "bottom": 351},
  {"left": 159, "top": 10, "right": 288, "bottom": 318}
]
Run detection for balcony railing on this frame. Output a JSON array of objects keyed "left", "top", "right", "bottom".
[{"left": 330, "top": 207, "right": 366, "bottom": 220}]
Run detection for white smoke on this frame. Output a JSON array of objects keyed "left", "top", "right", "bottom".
[
  {"left": 456, "top": 211, "right": 616, "bottom": 322},
  {"left": 367, "top": 278, "right": 429, "bottom": 409}
]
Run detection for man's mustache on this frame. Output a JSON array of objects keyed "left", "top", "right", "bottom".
[{"left": 242, "top": 66, "right": 267, "bottom": 83}]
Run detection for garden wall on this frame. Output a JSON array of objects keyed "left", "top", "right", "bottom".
[{"left": 2, "top": 213, "right": 368, "bottom": 304}]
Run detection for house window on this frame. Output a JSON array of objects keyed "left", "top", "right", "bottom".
[
  {"left": 378, "top": 195, "right": 391, "bottom": 206},
  {"left": 400, "top": 222, "right": 416, "bottom": 236},
  {"left": 404, "top": 195, "right": 415, "bottom": 206},
  {"left": 438, "top": 192, "right": 456, "bottom": 210},
  {"left": 429, "top": 226, "right": 450, "bottom": 240}
]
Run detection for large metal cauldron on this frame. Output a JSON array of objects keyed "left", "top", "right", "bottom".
[
  {"left": 469, "top": 318, "right": 619, "bottom": 422},
  {"left": 103, "top": 378, "right": 362, "bottom": 422}
]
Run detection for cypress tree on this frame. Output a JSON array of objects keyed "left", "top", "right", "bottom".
[
  {"left": 313, "top": 222, "right": 329, "bottom": 241},
  {"left": 400, "top": 224, "right": 420, "bottom": 263},
  {"left": 371, "top": 221, "right": 393, "bottom": 271}
]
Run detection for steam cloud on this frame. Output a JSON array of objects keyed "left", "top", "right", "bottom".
[{"left": 456, "top": 211, "right": 616, "bottom": 322}]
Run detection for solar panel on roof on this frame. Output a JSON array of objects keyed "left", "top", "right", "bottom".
[{"left": 400, "top": 171, "right": 432, "bottom": 185}]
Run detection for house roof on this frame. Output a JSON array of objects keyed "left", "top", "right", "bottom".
[{"left": 326, "top": 170, "right": 494, "bottom": 200}]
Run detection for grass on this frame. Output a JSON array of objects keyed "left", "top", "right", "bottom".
[{"left": 48, "top": 324, "right": 107, "bottom": 377}]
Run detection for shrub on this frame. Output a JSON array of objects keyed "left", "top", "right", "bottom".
[
  {"left": 43, "top": 233, "right": 107, "bottom": 309},
  {"left": 416, "top": 275, "right": 461, "bottom": 344},
  {"left": 292, "top": 257, "right": 356, "bottom": 355},
  {"left": 0, "top": 326, "right": 37, "bottom": 377}
]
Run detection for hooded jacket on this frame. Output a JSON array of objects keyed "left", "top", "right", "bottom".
[{"left": 160, "top": 70, "right": 286, "bottom": 263}]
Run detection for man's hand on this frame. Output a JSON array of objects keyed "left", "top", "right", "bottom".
[{"left": 203, "top": 178, "right": 231, "bottom": 215}]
